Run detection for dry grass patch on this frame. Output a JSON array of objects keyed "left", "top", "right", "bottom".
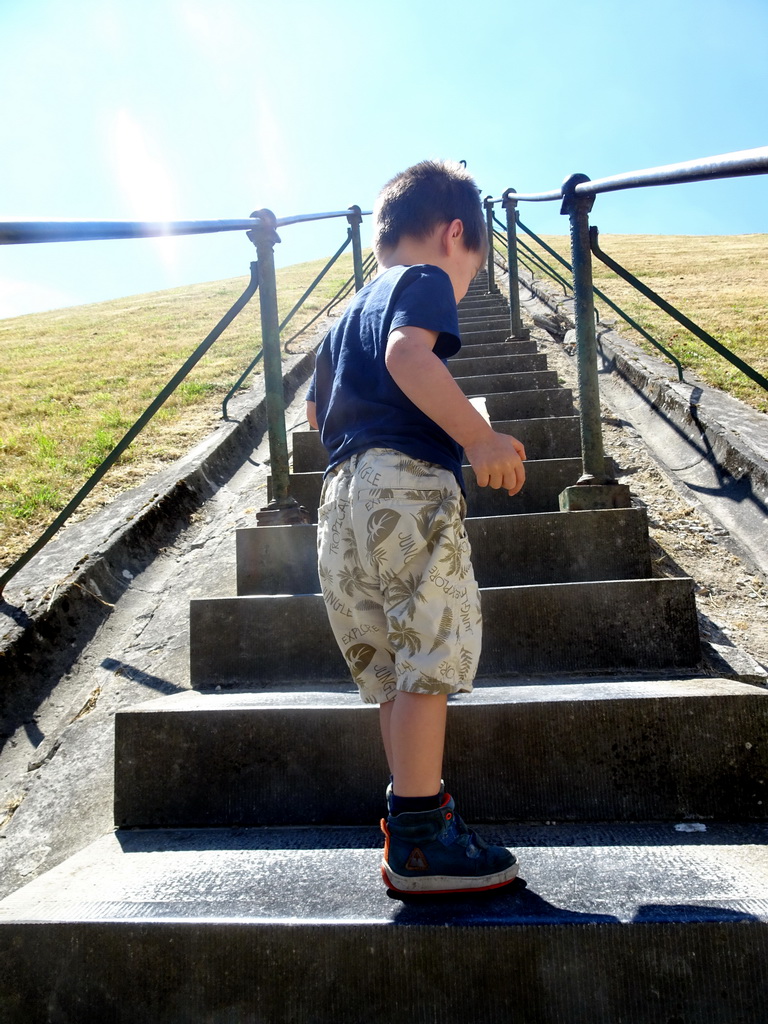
[
  {"left": 1, "top": 253, "right": 364, "bottom": 566},
  {"left": 517, "top": 234, "right": 768, "bottom": 413}
]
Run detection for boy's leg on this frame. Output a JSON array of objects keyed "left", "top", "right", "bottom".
[
  {"left": 368, "top": 455, "right": 517, "bottom": 892},
  {"left": 380, "top": 692, "right": 519, "bottom": 897},
  {"left": 379, "top": 691, "right": 447, "bottom": 797},
  {"left": 360, "top": 450, "right": 478, "bottom": 799},
  {"left": 319, "top": 450, "right": 518, "bottom": 892}
]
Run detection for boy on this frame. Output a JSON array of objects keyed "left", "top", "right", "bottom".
[{"left": 306, "top": 160, "right": 526, "bottom": 894}]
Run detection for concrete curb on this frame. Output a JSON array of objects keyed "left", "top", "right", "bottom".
[
  {"left": 0, "top": 347, "right": 317, "bottom": 731},
  {"left": 519, "top": 270, "right": 768, "bottom": 579}
]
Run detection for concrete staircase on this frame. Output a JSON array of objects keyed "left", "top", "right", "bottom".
[{"left": 1, "top": 271, "right": 766, "bottom": 1023}]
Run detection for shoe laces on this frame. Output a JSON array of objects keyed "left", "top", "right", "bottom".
[{"left": 442, "top": 799, "right": 489, "bottom": 853}]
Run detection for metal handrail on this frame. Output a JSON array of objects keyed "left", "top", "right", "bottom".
[
  {"left": 517, "top": 237, "right": 572, "bottom": 295},
  {"left": 0, "top": 209, "right": 373, "bottom": 246},
  {"left": 4, "top": 146, "right": 767, "bottom": 583},
  {"left": 279, "top": 232, "right": 353, "bottom": 335},
  {"left": 495, "top": 218, "right": 573, "bottom": 294},
  {"left": 506, "top": 209, "right": 756, "bottom": 388},
  {"left": 486, "top": 146, "right": 768, "bottom": 205},
  {"left": 325, "top": 252, "right": 378, "bottom": 318}
]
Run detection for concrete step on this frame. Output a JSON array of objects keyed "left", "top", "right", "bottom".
[
  {"left": 458, "top": 315, "right": 513, "bottom": 332},
  {"left": 459, "top": 291, "right": 507, "bottom": 304},
  {"left": 189, "top": 577, "right": 700, "bottom": 686},
  {"left": 465, "top": 281, "right": 492, "bottom": 295},
  {"left": 291, "top": 415, "right": 578, "bottom": 473},
  {"left": 459, "top": 292, "right": 507, "bottom": 308},
  {"left": 459, "top": 291, "right": 508, "bottom": 305},
  {"left": 450, "top": 352, "right": 548, "bottom": 376},
  {"left": 461, "top": 327, "right": 512, "bottom": 345},
  {"left": 460, "top": 317, "right": 520, "bottom": 333},
  {"left": 452, "top": 339, "right": 537, "bottom": 358},
  {"left": 458, "top": 309, "right": 510, "bottom": 325},
  {"left": 465, "top": 280, "right": 493, "bottom": 295},
  {"left": 458, "top": 370, "right": 559, "bottom": 394},
  {"left": 2, "top": 823, "right": 766, "bottom": 1023},
  {"left": 493, "top": 416, "right": 580, "bottom": 459},
  {"left": 459, "top": 302, "right": 510, "bottom": 314},
  {"left": 482, "top": 388, "right": 575, "bottom": 419},
  {"left": 273, "top": 458, "right": 612, "bottom": 519},
  {"left": 113, "top": 681, "right": 768, "bottom": 827},
  {"left": 236, "top": 508, "right": 652, "bottom": 596},
  {"left": 466, "top": 507, "right": 654, "bottom": 583}
]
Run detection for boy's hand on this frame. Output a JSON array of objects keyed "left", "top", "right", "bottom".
[{"left": 464, "top": 430, "right": 526, "bottom": 496}]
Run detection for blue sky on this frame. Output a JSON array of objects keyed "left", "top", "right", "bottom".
[{"left": 1, "top": 0, "right": 766, "bottom": 318}]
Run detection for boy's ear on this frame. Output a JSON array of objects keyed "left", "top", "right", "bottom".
[{"left": 440, "top": 218, "right": 465, "bottom": 253}]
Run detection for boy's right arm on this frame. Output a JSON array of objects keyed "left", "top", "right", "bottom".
[
  {"left": 306, "top": 400, "right": 318, "bottom": 430},
  {"left": 386, "top": 326, "right": 526, "bottom": 495}
]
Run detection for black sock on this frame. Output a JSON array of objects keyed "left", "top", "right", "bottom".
[{"left": 390, "top": 792, "right": 442, "bottom": 815}]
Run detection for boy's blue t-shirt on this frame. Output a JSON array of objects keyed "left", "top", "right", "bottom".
[{"left": 307, "top": 263, "right": 465, "bottom": 488}]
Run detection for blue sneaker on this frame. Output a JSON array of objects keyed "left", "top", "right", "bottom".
[{"left": 381, "top": 794, "right": 519, "bottom": 894}]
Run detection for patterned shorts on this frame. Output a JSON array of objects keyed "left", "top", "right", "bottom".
[{"left": 317, "top": 448, "right": 482, "bottom": 704}]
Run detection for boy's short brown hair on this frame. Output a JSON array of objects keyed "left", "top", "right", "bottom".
[{"left": 373, "top": 159, "right": 488, "bottom": 259}]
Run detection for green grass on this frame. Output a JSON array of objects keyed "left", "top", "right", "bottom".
[
  {"left": 508, "top": 233, "right": 768, "bottom": 413},
  {"left": 8, "top": 484, "right": 63, "bottom": 521},
  {"left": 0, "top": 251, "right": 366, "bottom": 565}
]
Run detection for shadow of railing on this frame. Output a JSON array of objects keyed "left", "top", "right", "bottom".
[{"left": 595, "top": 336, "right": 768, "bottom": 522}]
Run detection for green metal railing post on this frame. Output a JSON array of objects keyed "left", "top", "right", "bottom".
[
  {"left": 501, "top": 189, "right": 528, "bottom": 338},
  {"left": 248, "top": 209, "right": 309, "bottom": 525},
  {"left": 347, "top": 205, "right": 365, "bottom": 292},
  {"left": 558, "top": 176, "right": 630, "bottom": 510},
  {"left": 484, "top": 196, "right": 496, "bottom": 293}
]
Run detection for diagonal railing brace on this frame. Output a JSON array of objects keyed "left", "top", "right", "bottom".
[
  {"left": 0, "top": 263, "right": 261, "bottom": 597},
  {"left": 590, "top": 228, "right": 768, "bottom": 393}
]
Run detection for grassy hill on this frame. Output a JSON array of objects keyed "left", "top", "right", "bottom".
[
  {"left": 1, "top": 236, "right": 766, "bottom": 568},
  {"left": 0, "top": 253, "right": 362, "bottom": 565}
]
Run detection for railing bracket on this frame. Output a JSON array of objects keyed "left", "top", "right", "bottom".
[
  {"left": 560, "top": 173, "right": 594, "bottom": 217},
  {"left": 559, "top": 482, "right": 632, "bottom": 512},
  {"left": 256, "top": 498, "right": 311, "bottom": 527}
]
